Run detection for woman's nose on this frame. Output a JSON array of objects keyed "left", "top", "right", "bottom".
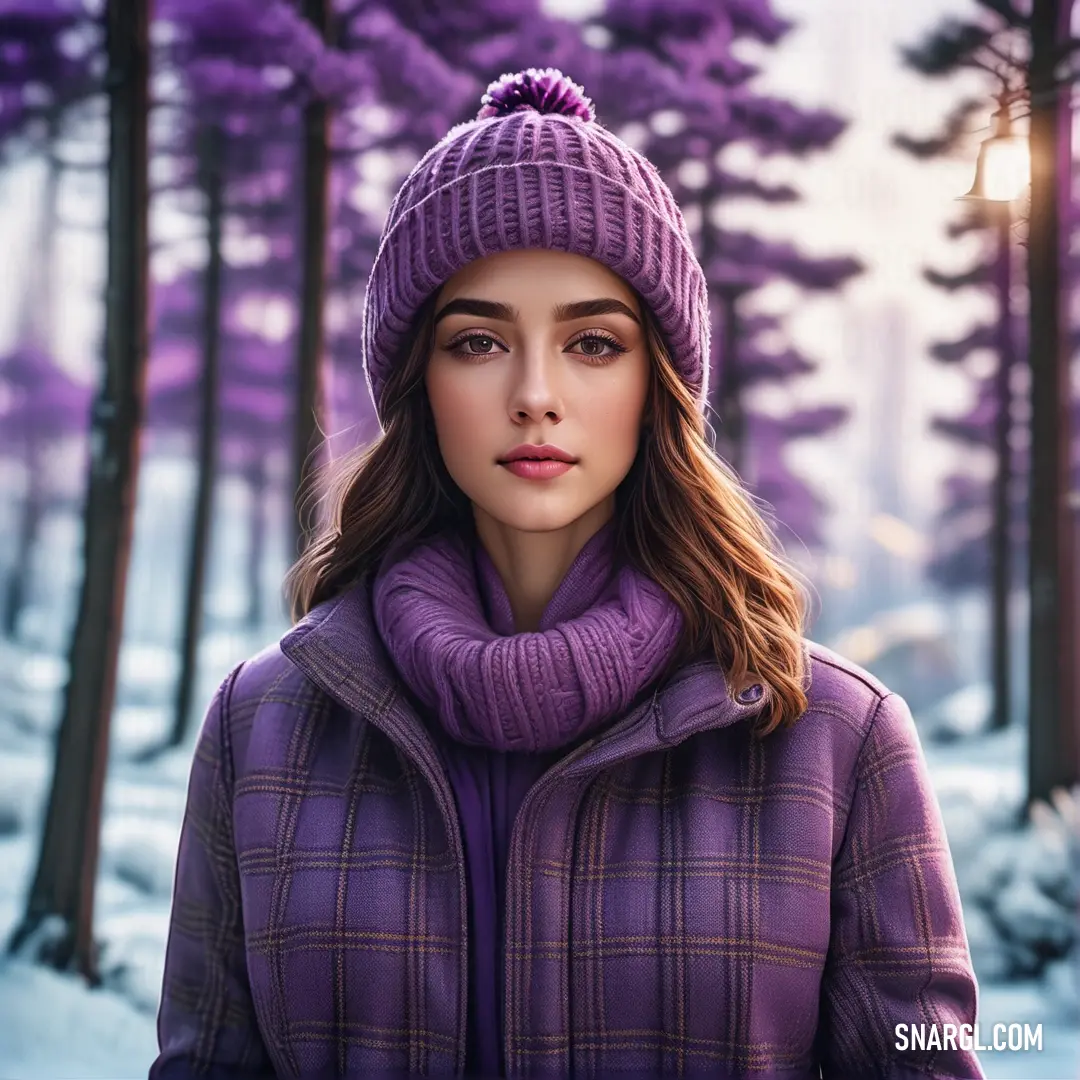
[{"left": 507, "top": 348, "right": 565, "bottom": 422}]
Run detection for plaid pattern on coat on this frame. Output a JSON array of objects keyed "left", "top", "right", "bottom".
[{"left": 150, "top": 578, "right": 984, "bottom": 1080}]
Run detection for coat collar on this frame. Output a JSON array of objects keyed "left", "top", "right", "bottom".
[{"left": 280, "top": 576, "right": 782, "bottom": 773}]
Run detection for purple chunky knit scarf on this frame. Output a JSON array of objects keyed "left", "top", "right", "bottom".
[{"left": 371, "top": 521, "right": 685, "bottom": 753}]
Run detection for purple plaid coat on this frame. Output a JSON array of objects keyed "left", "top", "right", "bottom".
[{"left": 151, "top": 579, "right": 984, "bottom": 1080}]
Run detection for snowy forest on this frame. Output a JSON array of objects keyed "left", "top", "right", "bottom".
[{"left": 0, "top": 0, "right": 1078, "bottom": 1076}]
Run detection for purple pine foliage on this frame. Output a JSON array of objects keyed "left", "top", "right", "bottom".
[
  {"left": 580, "top": 0, "right": 860, "bottom": 547},
  {"left": 146, "top": 265, "right": 298, "bottom": 472},
  {"left": 705, "top": 231, "right": 863, "bottom": 292},
  {"left": 0, "top": 345, "right": 91, "bottom": 444},
  {"left": 748, "top": 413, "right": 831, "bottom": 551},
  {"left": 158, "top": 0, "right": 371, "bottom": 108},
  {"left": 0, "top": 0, "right": 101, "bottom": 150}
]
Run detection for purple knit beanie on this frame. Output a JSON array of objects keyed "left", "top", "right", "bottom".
[{"left": 361, "top": 67, "right": 711, "bottom": 423}]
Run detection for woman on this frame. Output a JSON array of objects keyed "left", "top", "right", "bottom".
[{"left": 151, "top": 69, "right": 983, "bottom": 1080}]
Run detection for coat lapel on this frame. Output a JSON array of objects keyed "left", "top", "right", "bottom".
[{"left": 280, "top": 582, "right": 471, "bottom": 1076}]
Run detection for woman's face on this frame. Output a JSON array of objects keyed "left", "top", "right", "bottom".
[{"left": 426, "top": 249, "right": 650, "bottom": 538}]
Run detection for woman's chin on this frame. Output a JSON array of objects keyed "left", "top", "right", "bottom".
[{"left": 474, "top": 496, "right": 598, "bottom": 537}]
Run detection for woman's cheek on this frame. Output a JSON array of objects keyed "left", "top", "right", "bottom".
[
  {"left": 593, "top": 384, "right": 648, "bottom": 470},
  {"left": 432, "top": 399, "right": 504, "bottom": 500}
]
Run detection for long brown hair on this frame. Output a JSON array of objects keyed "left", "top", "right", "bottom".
[{"left": 286, "top": 294, "right": 812, "bottom": 735}]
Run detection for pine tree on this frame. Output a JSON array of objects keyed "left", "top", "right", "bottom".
[
  {"left": 6, "top": 0, "right": 153, "bottom": 979},
  {"left": 895, "top": 89, "right": 1027, "bottom": 733},
  {"left": 898, "top": 0, "right": 1080, "bottom": 800}
]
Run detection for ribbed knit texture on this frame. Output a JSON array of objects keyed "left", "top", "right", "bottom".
[
  {"left": 362, "top": 68, "right": 711, "bottom": 424},
  {"left": 371, "top": 520, "right": 685, "bottom": 753}
]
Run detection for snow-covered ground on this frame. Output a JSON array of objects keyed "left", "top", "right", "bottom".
[
  {"left": 0, "top": 956, "right": 160, "bottom": 1076},
  {"left": 0, "top": 630, "right": 1076, "bottom": 1079},
  {"left": 920, "top": 718, "right": 1080, "bottom": 1080},
  {"left": 0, "top": 622, "right": 276, "bottom": 1076}
]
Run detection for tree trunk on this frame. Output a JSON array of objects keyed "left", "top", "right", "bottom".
[
  {"left": 3, "top": 440, "right": 44, "bottom": 641},
  {"left": 1026, "top": 0, "right": 1079, "bottom": 804},
  {"left": 168, "top": 125, "right": 225, "bottom": 750},
  {"left": 6, "top": 0, "right": 152, "bottom": 980},
  {"left": 291, "top": 0, "right": 332, "bottom": 559},
  {"left": 245, "top": 455, "right": 267, "bottom": 632},
  {"left": 989, "top": 204, "right": 1017, "bottom": 730}
]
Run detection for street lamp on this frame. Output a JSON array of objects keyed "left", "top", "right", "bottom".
[
  {"left": 960, "top": 92, "right": 1030, "bottom": 203},
  {"left": 957, "top": 89, "right": 1028, "bottom": 735},
  {"left": 960, "top": 30, "right": 1079, "bottom": 805}
]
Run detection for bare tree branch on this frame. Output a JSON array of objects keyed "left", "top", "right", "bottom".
[{"left": 893, "top": 95, "right": 988, "bottom": 158}]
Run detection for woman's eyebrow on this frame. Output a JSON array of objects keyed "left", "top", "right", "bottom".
[{"left": 433, "top": 297, "right": 641, "bottom": 325}]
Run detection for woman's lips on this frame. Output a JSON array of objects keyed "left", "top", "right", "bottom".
[{"left": 499, "top": 459, "right": 575, "bottom": 480}]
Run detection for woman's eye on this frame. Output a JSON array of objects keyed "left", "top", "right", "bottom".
[
  {"left": 448, "top": 334, "right": 501, "bottom": 356},
  {"left": 573, "top": 334, "right": 627, "bottom": 358},
  {"left": 578, "top": 337, "right": 607, "bottom": 355},
  {"left": 465, "top": 335, "right": 496, "bottom": 354}
]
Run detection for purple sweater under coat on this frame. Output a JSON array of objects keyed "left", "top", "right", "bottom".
[{"left": 429, "top": 532, "right": 618, "bottom": 1077}]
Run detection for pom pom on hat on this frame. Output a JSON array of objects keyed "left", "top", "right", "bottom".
[{"left": 476, "top": 67, "right": 595, "bottom": 122}]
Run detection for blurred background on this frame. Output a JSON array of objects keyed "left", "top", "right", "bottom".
[{"left": 0, "top": 0, "right": 1078, "bottom": 1076}]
